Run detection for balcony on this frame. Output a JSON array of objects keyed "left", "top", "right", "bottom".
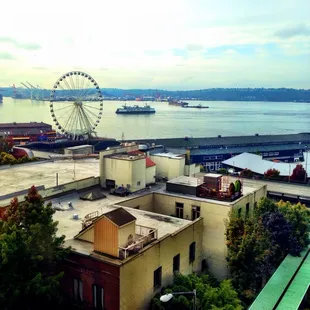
[
  {"left": 82, "top": 211, "right": 99, "bottom": 229},
  {"left": 118, "top": 224, "right": 158, "bottom": 259}
]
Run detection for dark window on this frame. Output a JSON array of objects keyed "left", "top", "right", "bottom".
[
  {"left": 73, "top": 278, "right": 83, "bottom": 302},
  {"left": 246, "top": 203, "right": 250, "bottom": 217},
  {"left": 93, "top": 285, "right": 104, "bottom": 310},
  {"left": 176, "top": 202, "right": 184, "bottom": 218},
  {"left": 238, "top": 208, "right": 242, "bottom": 217},
  {"left": 191, "top": 206, "right": 200, "bottom": 220},
  {"left": 153, "top": 267, "right": 162, "bottom": 288},
  {"left": 189, "top": 242, "right": 196, "bottom": 263},
  {"left": 173, "top": 254, "right": 180, "bottom": 273}
]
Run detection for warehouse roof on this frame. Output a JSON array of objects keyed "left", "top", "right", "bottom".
[
  {"left": 0, "top": 122, "right": 51, "bottom": 128},
  {"left": 222, "top": 152, "right": 310, "bottom": 176},
  {"left": 132, "top": 133, "right": 310, "bottom": 149},
  {"left": 151, "top": 152, "right": 184, "bottom": 159}
]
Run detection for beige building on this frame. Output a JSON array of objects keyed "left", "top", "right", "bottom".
[
  {"left": 117, "top": 175, "right": 267, "bottom": 279},
  {"left": 61, "top": 203, "right": 203, "bottom": 310},
  {"left": 150, "top": 152, "right": 186, "bottom": 180},
  {"left": 149, "top": 152, "right": 200, "bottom": 180},
  {"left": 99, "top": 147, "right": 156, "bottom": 192}
]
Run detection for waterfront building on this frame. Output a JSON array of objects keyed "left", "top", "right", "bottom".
[
  {"left": 116, "top": 174, "right": 267, "bottom": 279},
  {"left": 56, "top": 202, "right": 203, "bottom": 310},
  {"left": 136, "top": 133, "right": 310, "bottom": 171}
]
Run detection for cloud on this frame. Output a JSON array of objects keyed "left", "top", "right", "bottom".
[
  {"left": 0, "top": 52, "right": 15, "bottom": 60},
  {"left": 185, "top": 44, "right": 204, "bottom": 51},
  {"left": 274, "top": 24, "right": 310, "bottom": 39},
  {"left": 0, "top": 36, "right": 41, "bottom": 50},
  {"left": 32, "top": 66, "right": 47, "bottom": 70}
]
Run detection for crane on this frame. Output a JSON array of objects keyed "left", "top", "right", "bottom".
[{"left": 21, "top": 82, "right": 33, "bottom": 99}]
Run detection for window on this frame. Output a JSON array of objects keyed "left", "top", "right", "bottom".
[
  {"left": 153, "top": 267, "right": 162, "bottom": 288},
  {"left": 189, "top": 242, "right": 196, "bottom": 263},
  {"left": 238, "top": 208, "right": 242, "bottom": 217},
  {"left": 173, "top": 254, "right": 180, "bottom": 273},
  {"left": 176, "top": 202, "right": 184, "bottom": 218},
  {"left": 137, "top": 181, "right": 141, "bottom": 186},
  {"left": 73, "top": 278, "right": 83, "bottom": 302},
  {"left": 93, "top": 285, "right": 104, "bottom": 310},
  {"left": 191, "top": 206, "right": 200, "bottom": 220},
  {"left": 246, "top": 203, "right": 250, "bottom": 217},
  {"left": 254, "top": 201, "right": 257, "bottom": 210}
]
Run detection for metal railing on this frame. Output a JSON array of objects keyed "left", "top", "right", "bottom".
[{"left": 119, "top": 225, "right": 158, "bottom": 259}]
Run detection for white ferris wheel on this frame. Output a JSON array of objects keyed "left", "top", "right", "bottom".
[{"left": 49, "top": 71, "right": 103, "bottom": 139}]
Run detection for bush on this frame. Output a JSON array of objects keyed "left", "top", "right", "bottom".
[
  {"left": 264, "top": 168, "right": 280, "bottom": 179},
  {"left": 240, "top": 169, "right": 254, "bottom": 177},
  {"left": 290, "top": 164, "right": 307, "bottom": 182},
  {"left": 0, "top": 152, "right": 38, "bottom": 166}
]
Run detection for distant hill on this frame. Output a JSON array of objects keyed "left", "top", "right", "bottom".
[{"left": 1, "top": 87, "right": 309, "bottom": 102}]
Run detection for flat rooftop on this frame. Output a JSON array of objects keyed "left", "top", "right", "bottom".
[
  {"left": 51, "top": 190, "right": 192, "bottom": 262},
  {"left": 0, "top": 159, "right": 99, "bottom": 205},
  {"left": 105, "top": 153, "right": 145, "bottom": 161},
  {"left": 151, "top": 152, "right": 184, "bottom": 159},
  {"left": 168, "top": 176, "right": 203, "bottom": 187},
  {"left": 157, "top": 181, "right": 264, "bottom": 206}
]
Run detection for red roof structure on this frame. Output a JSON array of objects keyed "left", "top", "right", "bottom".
[
  {"left": 146, "top": 157, "right": 156, "bottom": 168},
  {"left": 127, "top": 150, "right": 156, "bottom": 168}
]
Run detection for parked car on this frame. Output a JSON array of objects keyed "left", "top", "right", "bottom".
[{"left": 110, "top": 186, "right": 131, "bottom": 197}]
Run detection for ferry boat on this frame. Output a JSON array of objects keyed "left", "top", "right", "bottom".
[
  {"left": 116, "top": 104, "right": 156, "bottom": 114},
  {"left": 168, "top": 100, "right": 189, "bottom": 107}
]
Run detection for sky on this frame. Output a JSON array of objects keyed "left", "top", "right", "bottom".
[{"left": 0, "top": 0, "right": 309, "bottom": 90}]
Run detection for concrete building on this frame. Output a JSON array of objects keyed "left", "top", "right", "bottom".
[
  {"left": 99, "top": 146, "right": 157, "bottom": 192},
  {"left": 134, "top": 133, "right": 310, "bottom": 170},
  {"left": 149, "top": 152, "right": 200, "bottom": 180},
  {"left": 116, "top": 174, "right": 267, "bottom": 279},
  {"left": 149, "top": 152, "right": 185, "bottom": 180},
  {"left": 54, "top": 194, "right": 203, "bottom": 310}
]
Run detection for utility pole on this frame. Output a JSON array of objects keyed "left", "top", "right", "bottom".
[{"left": 56, "top": 172, "right": 59, "bottom": 186}]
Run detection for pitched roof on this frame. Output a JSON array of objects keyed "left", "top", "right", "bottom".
[
  {"left": 146, "top": 157, "right": 156, "bottom": 168},
  {"left": 222, "top": 152, "right": 310, "bottom": 177},
  {"left": 104, "top": 208, "right": 136, "bottom": 227},
  {"left": 79, "top": 190, "right": 106, "bottom": 201}
]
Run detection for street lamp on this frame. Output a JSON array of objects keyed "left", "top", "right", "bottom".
[{"left": 160, "top": 289, "right": 196, "bottom": 309}]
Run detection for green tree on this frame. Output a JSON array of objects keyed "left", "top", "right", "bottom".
[
  {"left": 0, "top": 186, "right": 69, "bottom": 310},
  {"left": 225, "top": 198, "right": 310, "bottom": 305},
  {"left": 150, "top": 273, "right": 242, "bottom": 310}
]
